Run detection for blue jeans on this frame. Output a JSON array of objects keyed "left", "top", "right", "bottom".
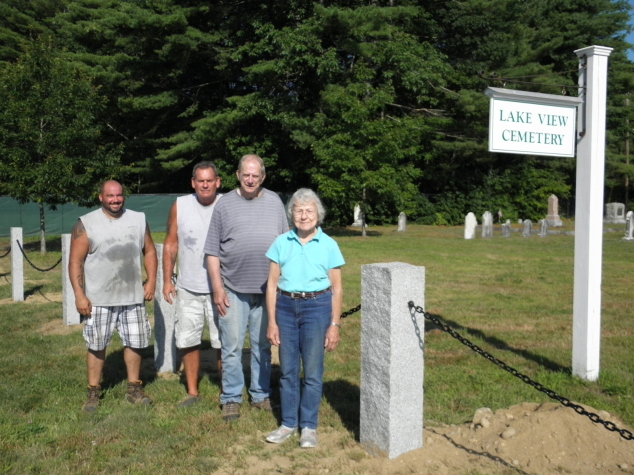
[
  {"left": 218, "top": 287, "right": 271, "bottom": 404},
  {"left": 276, "top": 290, "right": 332, "bottom": 429}
]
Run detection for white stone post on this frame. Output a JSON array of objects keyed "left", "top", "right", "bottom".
[
  {"left": 11, "top": 227, "right": 24, "bottom": 302},
  {"left": 153, "top": 244, "right": 179, "bottom": 373},
  {"left": 360, "top": 262, "right": 425, "bottom": 459},
  {"left": 572, "top": 45, "right": 612, "bottom": 381},
  {"left": 61, "top": 234, "right": 80, "bottom": 325}
]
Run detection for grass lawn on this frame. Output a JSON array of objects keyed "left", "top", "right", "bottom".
[{"left": 0, "top": 224, "right": 632, "bottom": 474}]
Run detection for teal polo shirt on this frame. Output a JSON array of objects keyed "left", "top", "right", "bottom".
[{"left": 266, "top": 227, "right": 345, "bottom": 292}]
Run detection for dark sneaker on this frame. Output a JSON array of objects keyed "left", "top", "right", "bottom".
[
  {"left": 126, "top": 380, "right": 152, "bottom": 405},
  {"left": 222, "top": 402, "right": 240, "bottom": 421},
  {"left": 177, "top": 394, "right": 200, "bottom": 408},
  {"left": 82, "top": 385, "right": 101, "bottom": 413},
  {"left": 250, "top": 398, "right": 273, "bottom": 412}
]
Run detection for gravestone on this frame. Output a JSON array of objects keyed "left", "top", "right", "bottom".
[
  {"left": 538, "top": 219, "right": 548, "bottom": 237},
  {"left": 154, "top": 244, "right": 179, "bottom": 373},
  {"left": 464, "top": 212, "right": 477, "bottom": 239},
  {"left": 623, "top": 211, "right": 634, "bottom": 241},
  {"left": 518, "top": 219, "right": 523, "bottom": 224},
  {"left": 546, "top": 194, "right": 563, "bottom": 227},
  {"left": 397, "top": 212, "right": 406, "bottom": 232},
  {"left": 522, "top": 219, "right": 533, "bottom": 237},
  {"left": 604, "top": 203, "right": 626, "bottom": 224},
  {"left": 352, "top": 205, "right": 363, "bottom": 227},
  {"left": 360, "top": 262, "right": 425, "bottom": 459},
  {"left": 501, "top": 220, "right": 511, "bottom": 238},
  {"left": 481, "top": 211, "right": 493, "bottom": 238}
]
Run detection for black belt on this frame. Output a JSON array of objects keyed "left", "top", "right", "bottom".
[{"left": 278, "top": 288, "right": 330, "bottom": 299}]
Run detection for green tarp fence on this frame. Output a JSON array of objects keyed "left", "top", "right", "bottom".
[{"left": 0, "top": 195, "right": 183, "bottom": 237}]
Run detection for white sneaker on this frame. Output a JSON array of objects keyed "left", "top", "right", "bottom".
[
  {"left": 299, "top": 427, "right": 317, "bottom": 448},
  {"left": 266, "top": 425, "right": 297, "bottom": 444}
]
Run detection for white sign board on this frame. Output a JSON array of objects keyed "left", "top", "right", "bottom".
[{"left": 485, "top": 87, "right": 582, "bottom": 158}]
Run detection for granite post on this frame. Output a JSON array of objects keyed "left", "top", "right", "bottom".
[
  {"left": 11, "top": 227, "right": 24, "bottom": 302},
  {"left": 623, "top": 211, "right": 634, "bottom": 241},
  {"left": 360, "top": 262, "right": 425, "bottom": 459},
  {"left": 153, "top": 244, "right": 179, "bottom": 373},
  {"left": 61, "top": 234, "right": 80, "bottom": 325},
  {"left": 397, "top": 212, "right": 406, "bottom": 232}
]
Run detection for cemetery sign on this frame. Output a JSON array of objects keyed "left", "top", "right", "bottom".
[{"left": 485, "top": 87, "right": 582, "bottom": 158}]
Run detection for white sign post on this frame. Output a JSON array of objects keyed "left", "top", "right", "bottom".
[
  {"left": 485, "top": 45, "right": 612, "bottom": 382},
  {"left": 572, "top": 45, "right": 612, "bottom": 381}
]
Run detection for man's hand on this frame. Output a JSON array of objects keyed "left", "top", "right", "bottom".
[
  {"left": 267, "top": 323, "right": 280, "bottom": 346},
  {"left": 213, "top": 287, "right": 230, "bottom": 316},
  {"left": 75, "top": 295, "right": 92, "bottom": 316},
  {"left": 163, "top": 281, "right": 176, "bottom": 304},
  {"left": 143, "top": 281, "right": 156, "bottom": 301}
]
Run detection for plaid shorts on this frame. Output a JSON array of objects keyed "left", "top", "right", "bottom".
[
  {"left": 83, "top": 304, "right": 151, "bottom": 351},
  {"left": 175, "top": 287, "right": 221, "bottom": 349}
]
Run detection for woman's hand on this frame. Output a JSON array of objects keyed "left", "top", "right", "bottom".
[
  {"left": 324, "top": 325, "right": 340, "bottom": 352},
  {"left": 268, "top": 323, "right": 280, "bottom": 346}
]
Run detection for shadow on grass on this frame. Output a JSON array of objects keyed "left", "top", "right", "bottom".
[
  {"left": 102, "top": 346, "right": 158, "bottom": 391},
  {"left": 426, "top": 312, "right": 571, "bottom": 374},
  {"left": 24, "top": 285, "right": 44, "bottom": 299},
  {"left": 323, "top": 379, "right": 360, "bottom": 440},
  {"left": 22, "top": 237, "right": 62, "bottom": 253},
  {"left": 322, "top": 227, "right": 382, "bottom": 237}
]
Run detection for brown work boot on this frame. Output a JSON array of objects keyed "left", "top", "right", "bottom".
[
  {"left": 82, "top": 385, "right": 101, "bottom": 413},
  {"left": 222, "top": 402, "right": 240, "bottom": 421},
  {"left": 250, "top": 397, "right": 273, "bottom": 411},
  {"left": 126, "top": 380, "right": 152, "bottom": 405}
]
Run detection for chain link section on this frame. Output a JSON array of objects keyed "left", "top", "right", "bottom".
[
  {"left": 340, "top": 304, "right": 360, "bottom": 319},
  {"left": 407, "top": 301, "right": 634, "bottom": 442},
  {"left": 0, "top": 247, "right": 10, "bottom": 258},
  {"left": 16, "top": 240, "right": 62, "bottom": 272}
]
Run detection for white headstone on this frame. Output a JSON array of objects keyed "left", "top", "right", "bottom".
[
  {"left": 397, "top": 212, "right": 406, "bottom": 232},
  {"left": 538, "top": 219, "right": 548, "bottom": 237},
  {"left": 522, "top": 219, "right": 532, "bottom": 237},
  {"left": 604, "top": 202, "right": 626, "bottom": 224},
  {"left": 361, "top": 262, "right": 424, "bottom": 459},
  {"left": 546, "top": 194, "right": 563, "bottom": 227},
  {"left": 464, "top": 212, "right": 477, "bottom": 239},
  {"left": 481, "top": 211, "right": 493, "bottom": 238},
  {"left": 501, "top": 222, "right": 511, "bottom": 238},
  {"left": 352, "top": 204, "right": 363, "bottom": 227}
]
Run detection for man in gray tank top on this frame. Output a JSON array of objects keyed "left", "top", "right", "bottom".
[
  {"left": 69, "top": 180, "right": 157, "bottom": 412},
  {"left": 205, "top": 154, "right": 288, "bottom": 421},
  {"left": 163, "top": 161, "right": 223, "bottom": 407}
]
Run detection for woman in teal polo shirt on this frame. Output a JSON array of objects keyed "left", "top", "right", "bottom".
[{"left": 264, "top": 188, "right": 345, "bottom": 448}]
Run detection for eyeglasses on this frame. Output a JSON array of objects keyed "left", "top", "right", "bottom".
[{"left": 292, "top": 208, "right": 316, "bottom": 217}]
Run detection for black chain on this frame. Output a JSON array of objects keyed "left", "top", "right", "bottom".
[
  {"left": 407, "top": 301, "right": 634, "bottom": 442},
  {"left": 0, "top": 247, "right": 10, "bottom": 258},
  {"left": 340, "top": 304, "right": 360, "bottom": 319},
  {"left": 16, "top": 240, "right": 62, "bottom": 272}
]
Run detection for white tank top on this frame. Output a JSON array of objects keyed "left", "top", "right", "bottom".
[
  {"left": 81, "top": 208, "right": 146, "bottom": 306},
  {"left": 176, "top": 193, "right": 222, "bottom": 293}
]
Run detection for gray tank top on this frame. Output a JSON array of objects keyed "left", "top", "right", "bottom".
[
  {"left": 176, "top": 193, "right": 222, "bottom": 293},
  {"left": 81, "top": 208, "right": 146, "bottom": 306}
]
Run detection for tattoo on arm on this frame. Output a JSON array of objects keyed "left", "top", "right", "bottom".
[{"left": 72, "top": 220, "right": 86, "bottom": 240}]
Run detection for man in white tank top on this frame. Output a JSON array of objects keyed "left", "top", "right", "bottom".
[
  {"left": 69, "top": 180, "right": 158, "bottom": 412},
  {"left": 163, "top": 162, "right": 223, "bottom": 407}
]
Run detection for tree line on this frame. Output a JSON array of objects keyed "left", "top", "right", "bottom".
[{"left": 1, "top": 0, "right": 633, "bottom": 231}]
